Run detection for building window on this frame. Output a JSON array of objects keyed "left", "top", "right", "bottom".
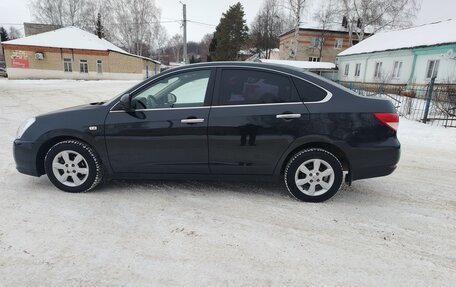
[
  {"left": 354, "top": 63, "right": 361, "bottom": 77},
  {"left": 374, "top": 62, "right": 383, "bottom": 78},
  {"left": 352, "top": 40, "right": 359, "bottom": 46},
  {"left": 96, "top": 60, "right": 103, "bottom": 74},
  {"left": 63, "top": 58, "right": 72, "bottom": 72},
  {"left": 392, "top": 61, "right": 403, "bottom": 78},
  {"left": 426, "top": 60, "right": 439, "bottom": 78},
  {"left": 308, "top": 57, "right": 320, "bottom": 62},
  {"left": 310, "top": 37, "right": 322, "bottom": 48},
  {"left": 344, "top": 63, "right": 350, "bottom": 76},
  {"left": 80, "top": 60, "right": 88, "bottom": 73},
  {"left": 335, "top": 38, "right": 343, "bottom": 49}
]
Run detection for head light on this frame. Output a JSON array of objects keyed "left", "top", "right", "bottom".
[{"left": 16, "top": 117, "right": 36, "bottom": 139}]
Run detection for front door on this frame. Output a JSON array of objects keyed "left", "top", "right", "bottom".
[{"left": 105, "top": 69, "right": 214, "bottom": 174}]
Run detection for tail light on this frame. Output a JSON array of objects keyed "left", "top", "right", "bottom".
[{"left": 374, "top": 113, "right": 399, "bottom": 131}]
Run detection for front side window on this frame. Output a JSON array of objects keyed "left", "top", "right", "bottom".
[
  {"left": 374, "top": 62, "right": 383, "bottom": 78},
  {"left": 80, "top": 60, "right": 88, "bottom": 73},
  {"left": 131, "top": 70, "right": 211, "bottom": 109},
  {"left": 426, "top": 60, "right": 439, "bottom": 78},
  {"left": 97, "top": 60, "right": 103, "bottom": 74},
  {"left": 344, "top": 63, "right": 349, "bottom": 76},
  {"left": 63, "top": 58, "right": 72, "bottom": 72},
  {"left": 392, "top": 61, "right": 403, "bottom": 78},
  {"left": 354, "top": 63, "right": 361, "bottom": 77},
  {"left": 218, "top": 69, "right": 299, "bottom": 106}
]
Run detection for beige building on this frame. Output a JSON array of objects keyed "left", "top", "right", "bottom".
[
  {"left": 2, "top": 26, "right": 160, "bottom": 80},
  {"left": 279, "top": 23, "right": 370, "bottom": 63}
]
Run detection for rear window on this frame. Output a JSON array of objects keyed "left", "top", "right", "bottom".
[
  {"left": 218, "top": 69, "right": 300, "bottom": 105},
  {"left": 292, "top": 78, "right": 327, "bottom": 102}
]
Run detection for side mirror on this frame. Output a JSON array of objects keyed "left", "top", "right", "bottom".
[
  {"left": 167, "top": 93, "right": 177, "bottom": 105},
  {"left": 119, "top": 94, "right": 132, "bottom": 111}
]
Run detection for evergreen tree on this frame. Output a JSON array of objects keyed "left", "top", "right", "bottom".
[
  {"left": 95, "top": 13, "right": 105, "bottom": 39},
  {"left": 0, "top": 27, "right": 9, "bottom": 42},
  {"left": 211, "top": 2, "right": 249, "bottom": 61}
]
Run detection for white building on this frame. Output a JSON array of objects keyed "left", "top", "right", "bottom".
[{"left": 336, "top": 20, "right": 456, "bottom": 85}]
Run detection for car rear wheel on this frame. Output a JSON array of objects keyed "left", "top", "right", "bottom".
[
  {"left": 44, "top": 140, "right": 103, "bottom": 193},
  {"left": 284, "top": 148, "right": 343, "bottom": 202}
]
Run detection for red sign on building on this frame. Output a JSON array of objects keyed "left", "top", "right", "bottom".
[{"left": 11, "top": 51, "right": 29, "bottom": 68}]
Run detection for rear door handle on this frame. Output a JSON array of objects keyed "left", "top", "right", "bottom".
[
  {"left": 181, "top": 118, "right": 205, "bottom": 124},
  {"left": 276, "top": 113, "right": 301, "bottom": 119}
]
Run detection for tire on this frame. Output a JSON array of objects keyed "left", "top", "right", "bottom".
[
  {"left": 284, "top": 148, "right": 343, "bottom": 202},
  {"left": 44, "top": 140, "right": 103, "bottom": 193}
]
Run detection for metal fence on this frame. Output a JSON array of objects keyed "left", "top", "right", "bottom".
[{"left": 341, "top": 79, "right": 456, "bottom": 128}]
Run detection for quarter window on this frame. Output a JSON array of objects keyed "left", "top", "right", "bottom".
[
  {"left": 131, "top": 70, "right": 211, "bottom": 109},
  {"left": 96, "top": 60, "right": 103, "bottom": 74},
  {"left": 63, "top": 58, "right": 72, "bottom": 72},
  {"left": 426, "top": 60, "right": 439, "bottom": 78},
  {"left": 218, "top": 69, "right": 299, "bottom": 105},
  {"left": 292, "top": 78, "right": 327, "bottom": 102},
  {"left": 80, "top": 60, "right": 88, "bottom": 73}
]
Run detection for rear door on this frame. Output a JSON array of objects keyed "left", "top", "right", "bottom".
[{"left": 208, "top": 68, "right": 310, "bottom": 175}]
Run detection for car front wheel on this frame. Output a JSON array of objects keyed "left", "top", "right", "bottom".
[
  {"left": 44, "top": 140, "right": 103, "bottom": 193},
  {"left": 284, "top": 148, "right": 343, "bottom": 202}
]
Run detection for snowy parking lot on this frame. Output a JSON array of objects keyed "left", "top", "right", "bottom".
[{"left": 0, "top": 78, "right": 455, "bottom": 286}]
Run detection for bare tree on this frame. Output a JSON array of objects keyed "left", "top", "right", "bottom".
[
  {"left": 151, "top": 25, "right": 168, "bottom": 61},
  {"left": 30, "top": 0, "right": 96, "bottom": 29},
  {"left": 313, "top": 0, "right": 340, "bottom": 60},
  {"left": 105, "top": 0, "right": 161, "bottom": 56},
  {"left": 250, "top": 0, "right": 285, "bottom": 59},
  {"left": 168, "top": 34, "right": 183, "bottom": 63},
  {"left": 8, "top": 27, "right": 22, "bottom": 39},
  {"left": 341, "top": 0, "right": 421, "bottom": 45},
  {"left": 285, "top": 0, "right": 307, "bottom": 60},
  {"left": 199, "top": 33, "right": 213, "bottom": 62}
]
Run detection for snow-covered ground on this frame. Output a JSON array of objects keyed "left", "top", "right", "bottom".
[{"left": 0, "top": 78, "right": 455, "bottom": 286}]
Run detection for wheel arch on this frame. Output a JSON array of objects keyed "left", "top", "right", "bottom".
[
  {"left": 36, "top": 135, "right": 96, "bottom": 176},
  {"left": 276, "top": 141, "right": 351, "bottom": 182}
]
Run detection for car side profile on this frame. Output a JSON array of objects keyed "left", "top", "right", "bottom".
[{"left": 13, "top": 62, "right": 400, "bottom": 202}]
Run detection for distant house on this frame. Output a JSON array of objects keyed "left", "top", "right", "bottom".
[
  {"left": 336, "top": 19, "right": 456, "bottom": 86},
  {"left": 278, "top": 19, "right": 370, "bottom": 63},
  {"left": 2, "top": 26, "right": 160, "bottom": 80}
]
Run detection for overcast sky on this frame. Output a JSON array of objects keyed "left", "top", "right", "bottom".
[{"left": 0, "top": 0, "right": 455, "bottom": 42}]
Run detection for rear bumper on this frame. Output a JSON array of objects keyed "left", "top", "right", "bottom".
[
  {"left": 349, "top": 138, "right": 401, "bottom": 181},
  {"left": 13, "top": 139, "right": 40, "bottom": 177}
]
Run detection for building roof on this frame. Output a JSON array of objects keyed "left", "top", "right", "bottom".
[
  {"left": 338, "top": 19, "right": 456, "bottom": 57},
  {"left": 2, "top": 26, "right": 159, "bottom": 64},
  {"left": 279, "top": 20, "right": 372, "bottom": 38},
  {"left": 257, "top": 59, "right": 336, "bottom": 70}
]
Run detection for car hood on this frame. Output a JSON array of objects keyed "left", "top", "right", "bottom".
[{"left": 38, "top": 102, "right": 107, "bottom": 117}]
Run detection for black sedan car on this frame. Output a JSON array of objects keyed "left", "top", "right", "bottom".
[{"left": 13, "top": 62, "right": 400, "bottom": 202}]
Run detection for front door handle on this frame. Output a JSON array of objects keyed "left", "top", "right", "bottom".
[
  {"left": 276, "top": 113, "right": 301, "bottom": 119},
  {"left": 181, "top": 118, "right": 205, "bottom": 124}
]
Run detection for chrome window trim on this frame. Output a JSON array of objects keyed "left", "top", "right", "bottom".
[{"left": 109, "top": 64, "right": 333, "bottom": 113}]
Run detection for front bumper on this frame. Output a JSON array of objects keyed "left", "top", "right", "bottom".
[{"left": 13, "top": 139, "right": 40, "bottom": 177}]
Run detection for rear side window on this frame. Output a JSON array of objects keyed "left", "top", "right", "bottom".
[
  {"left": 218, "top": 69, "right": 300, "bottom": 105},
  {"left": 292, "top": 78, "right": 328, "bottom": 102}
]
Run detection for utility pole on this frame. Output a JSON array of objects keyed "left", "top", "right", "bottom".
[{"left": 181, "top": 2, "right": 188, "bottom": 64}]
